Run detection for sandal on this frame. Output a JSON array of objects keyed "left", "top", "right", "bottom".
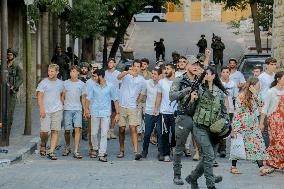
[
  {"left": 98, "top": 156, "right": 108, "bottom": 162},
  {"left": 73, "top": 152, "right": 83, "bottom": 159},
  {"left": 89, "top": 149, "right": 97, "bottom": 158},
  {"left": 259, "top": 166, "right": 275, "bottom": 176},
  {"left": 40, "top": 147, "right": 46, "bottom": 156},
  {"left": 230, "top": 166, "right": 241, "bottom": 174},
  {"left": 48, "top": 152, "right": 58, "bottom": 160},
  {"left": 116, "top": 151, "right": 124, "bottom": 158},
  {"left": 62, "top": 148, "right": 71, "bottom": 156}
]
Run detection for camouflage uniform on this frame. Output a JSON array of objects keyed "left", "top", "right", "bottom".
[
  {"left": 169, "top": 72, "right": 196, "bottom": 182},
  {"left": 211, "top": 38, "right": 225, "bottom": 67},
  {"left": 190, "top": 85, "right": 228, "bottom": 188},
  {"left": 5, "top": 54, "right": 23, "bottom": 127}
]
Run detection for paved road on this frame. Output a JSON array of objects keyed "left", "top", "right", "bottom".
[
  {"left": 128, "top": 22, "right": 244, "bottom": 66},
  {"left": 1, "top": 22, "right": 283, "bottom": 189}
]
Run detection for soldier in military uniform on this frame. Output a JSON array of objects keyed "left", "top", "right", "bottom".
[
  {"left": 211, "top": 36, "right": 225, "bottom": 67},
  {"left": 6, "top": 48, "right": 23, "bottom": 127},
  {"left": 51, "top": 45, "right": 70, "bottom": 81},
  {"left": 154, "top": 38, "right": 165, "bottom": 61},
  {"left": 170, "top": 55, "right": 204, "bottom": 185},
  {"left": 185, "top": 67, "right": 228, "bottom": 189},
  {"left": 197, "top": 34, "right": 207, "bottom": 54}
]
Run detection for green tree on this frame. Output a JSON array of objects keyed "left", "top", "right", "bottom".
[
  {"left": 106, "top": 0, "right": 179, "bottom": 59},
  {"left": 66, "top": 0, "right": 108, "bottom": 61},
  {"left": 211, "top": 0, "right": 274, "bottom": 53}
]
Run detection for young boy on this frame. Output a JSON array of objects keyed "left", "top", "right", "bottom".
[
  {"left": 36, "top": 64, "right": 64, "bottom": 160},
  {"left": 62, "top": 65, "right": 86, "bottom": 159}
]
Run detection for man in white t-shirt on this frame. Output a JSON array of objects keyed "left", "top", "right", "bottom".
[
  {"left": 105, "top": 58, "right": 121, "bottom": 140},
  {"left": 154, "top": 63, "right": 176, "bottom": 162},
  {"left": 36, "top": 64, "right": 64, "bottom": 160},
  {"left": 219, "top": 66, "right": 238, "bottom": 158},
  {"left": 228, "top": 58, "right": 245, "bottom": 88},
  {"left": 62, "top": 66, "right": 86, "bottom": 159},
  {"left": 259, "top": 57, "right": 277, "bottom": 148},
  {"left": 140, "top": 68, "right": 163, "bottom": 158},
  {"left": 258, "top": 57, "right": 277, "bottom": 99},
  {"left": 116, "top": 59, "right": 146, "bottom": 160},
  {"left": 175, "top": 56, "right": 187, "bottom": 78}
]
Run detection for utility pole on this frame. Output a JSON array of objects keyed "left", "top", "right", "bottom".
[
  {"left": 1, "top": 0, "right": 9, "bottom": 146},
  {"left": 24, "top": 0, "right": 34, "bottom": 135}
]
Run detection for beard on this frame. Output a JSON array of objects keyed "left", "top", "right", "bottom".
[
  {"left": 81, "top": 70, "right": 88, "bottom": 75},
  {"left": 166, "top": 72, "right": 173, "bottom": 78}
]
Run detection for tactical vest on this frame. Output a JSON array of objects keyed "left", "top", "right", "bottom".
[{"left": 193, "top": 86, "right": 223, "bottom": 127}]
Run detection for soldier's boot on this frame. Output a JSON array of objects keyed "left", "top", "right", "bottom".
[
  {"left": 109, "top": 128, "right": 117, "bottom": 139},
  {"left": 185, "top": 175, "right": 199, "bottom": 189},
  {"left": 173, "top": 175, "right": 184, "bottom": 185},
  {"left": 39, "top": 132, "right": 48, "bottom": 156}
]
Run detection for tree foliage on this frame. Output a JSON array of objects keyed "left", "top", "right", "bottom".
[{"left": 66, "top": 0, "right": 108, "bottom": 38}]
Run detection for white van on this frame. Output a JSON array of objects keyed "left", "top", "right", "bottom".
[{"left": 133, "top": 6, "right": 167, "bottom": 22}]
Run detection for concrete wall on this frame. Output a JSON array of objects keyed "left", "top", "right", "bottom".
[{"left": 272, "top": 0, "right": 284, "bottom": 70}]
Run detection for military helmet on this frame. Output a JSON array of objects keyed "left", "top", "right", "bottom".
[
  {"left": 201, "top": 34, "right": 205, "bottom": 37},
  {"left": 7, "top": 48, "right": 18, "bottom": 57}
]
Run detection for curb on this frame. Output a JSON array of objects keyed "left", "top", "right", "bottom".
[{"left": 0, "top": 136, "right": 40, "bottom": 167}]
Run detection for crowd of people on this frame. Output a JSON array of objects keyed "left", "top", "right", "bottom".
[{"left": 36, "top": 44, "right": 284, "bottom": 189}]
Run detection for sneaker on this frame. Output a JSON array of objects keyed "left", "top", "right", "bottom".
[
  {"left": 219, "top": 151, "right": 226, "bottom": 158},
  {"left": 185, "top": 175, "right": 199, "bottom": 189},
  {"left": 213, "top": 160, "right": 219, "bottom": 167},
  {"left": 164, "top": 155, "right": 171, "bottom": 162},
  {"left": 141, "top": 151, "right": 148, "bottom": 158},
  {"left": 134, "top": 153, "right": 142, "bottom": 160},
  {"left": 98, "top": 156, "right": 108, "bottom": 162},
  {"left": 173, "top": 176, "right": 184, "bottom": 185}
]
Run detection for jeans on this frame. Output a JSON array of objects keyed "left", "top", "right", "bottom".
[
  {"left": 91, "top": 117, "right": 110, "bottom": 156},
  {"left": 160, "top": 114, "right": 176, "bottom": 156},
  {"left": 262, "top": 116, "right": 269, "bottom": 148},
  {"left": 142, "top": 114, "right": 162, "bottom": 153},
  {"left": 191, "top": 124, "right": 217, "bottom": 188}
]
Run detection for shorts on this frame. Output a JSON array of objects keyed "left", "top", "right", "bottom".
[
  {"left": 119, "top": 107, "right": 138, "bottom": 127},
  {"left": 40, "top": 110, "right": 63, "bottom": 132},
  {"left": 63, "top": 110, "right": 82, "bottom": 130}
]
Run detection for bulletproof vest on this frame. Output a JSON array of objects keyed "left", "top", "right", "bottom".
[
  {"left": 193, "top": 87, "right": 223, "bottom": 127},
  {"left": 213, "top": 41, "right": 224, "bottom": 50}
]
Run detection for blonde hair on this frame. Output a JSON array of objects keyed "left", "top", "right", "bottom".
[{"left": 48, "top": 64, "right": 60, "bottom": 71}]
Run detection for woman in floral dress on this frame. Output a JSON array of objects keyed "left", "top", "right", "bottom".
[
  {"left": 261, "top": 71, "right": 284, "bottom": 169},
  {"left": 230, "top": 77, "right": 274, "bottom": 176}
]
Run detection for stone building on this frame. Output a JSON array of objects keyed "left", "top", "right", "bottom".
[
  {"left": 272, "top": 0, "right": 284, "bottom": 70},
  {"left": 166, "top": 0, "right": 250, "bottom": 22}
]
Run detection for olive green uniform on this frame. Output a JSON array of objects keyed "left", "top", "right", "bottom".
[
  {"left": 211, "top": 40, "right": 225, "bottom": 67},
  {"left": 190, "top": 85, "right": 228, "bottom": 188},
  {"left": 7, "top": 61, "right": 23, "bottom": 126}
]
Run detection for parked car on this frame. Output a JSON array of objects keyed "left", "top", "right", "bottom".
[
  {"left": 238, "top": 53, "right": 271, "bottom": 79},
  {"left": 133, "top": 6, "right": 167, "bottom": 22}
]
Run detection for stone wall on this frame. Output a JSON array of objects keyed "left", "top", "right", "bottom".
[
  {"left": 272, "top": 0, "right": 284, "bottom": 70},
  {"left": 202, "top": 0, "right": 222, "bottom": 21}
]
